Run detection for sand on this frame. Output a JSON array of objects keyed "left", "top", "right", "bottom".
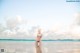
[{"left": 0, "top": 41, "right": 80, "bottom": 53}]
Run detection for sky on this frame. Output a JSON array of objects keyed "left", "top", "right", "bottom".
[{"left": 0, "top": 0, "right": 80, "bottom": 31}]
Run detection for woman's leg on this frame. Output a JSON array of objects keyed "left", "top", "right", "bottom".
[{"left": 36, "top": 41, "right": 42, "bottom": 53}]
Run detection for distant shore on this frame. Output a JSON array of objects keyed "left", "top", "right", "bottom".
[{"left": 0, "top": 39, "right": 80, "bottom": 42}]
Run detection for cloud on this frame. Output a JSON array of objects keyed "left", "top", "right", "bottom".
[
  {"left": 6, "top": 15, "right": 27, "bottom": 29},
  {"left": 6, "top": 17, "right": 19, "bottom": 29},
  {"left": 42, "top": 13, "right": 80, "bottom": 39},
  {"left": 16, "top": 15, "right": 22, "bottom": 24},
  {"left": 1, "top": 13, "right": 80, "bottom": 39},
  {"left": 74, "top": 12, "right": 80, "bottom": 25},
  {"left": 0, "top": 16, "right": 28, "bottom": 38}
]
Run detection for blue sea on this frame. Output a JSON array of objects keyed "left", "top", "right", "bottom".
[{"left": 0, "top": 39, "right": 80, "bottom": 42}]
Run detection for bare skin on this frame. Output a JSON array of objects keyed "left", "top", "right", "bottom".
[
  {"left": 36, "top": 29, "right": 42, "bottom": 53},
  {"left": 36, "top": 41, "right": 42, "bottom": 53}
]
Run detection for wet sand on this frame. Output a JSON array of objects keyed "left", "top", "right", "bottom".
[{"left": 0, "top": 41, "right": 80, "bottom": 53}]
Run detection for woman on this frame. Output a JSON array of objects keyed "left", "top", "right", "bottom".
[
  {"left": 36, "top": 29, "right": 42, "bottom": 53},
  {"left": 36, "top": 29, "right": 42, "bottom": 46}
]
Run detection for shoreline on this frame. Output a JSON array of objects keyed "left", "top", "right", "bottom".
[{"left": 0, "top": 39, "right": 80, "bottom": 42}]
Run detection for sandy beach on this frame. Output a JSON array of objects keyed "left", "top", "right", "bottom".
[{"left": 0, "top": 41, "right": 80, "bottom": 53}]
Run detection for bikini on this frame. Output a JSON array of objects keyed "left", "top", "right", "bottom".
[{"left": 37, "top": 34, "right": 42, "bottom": 42}]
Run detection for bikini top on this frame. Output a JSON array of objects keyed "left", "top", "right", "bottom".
[{"left": 37, "top": 34, "right": 42, "bottom": 36}]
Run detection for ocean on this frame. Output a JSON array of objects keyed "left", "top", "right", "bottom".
[{"left": 0, "top": 39, "right": 80, "bottom": 53}]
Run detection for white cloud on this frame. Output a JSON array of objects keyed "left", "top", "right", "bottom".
[
  {"left": 1, "top": 13, "right": 80, "bottom": 39},
  {"left": 16, "top": 15, "right": 22, "bottom": 23}
]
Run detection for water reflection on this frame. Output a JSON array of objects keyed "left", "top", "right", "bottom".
[
  {"left": 0, "top": 42, "right": 80, "bottom": 53},
  {"left": 36, "top": 41, "right": 42, "bottom": 53}
]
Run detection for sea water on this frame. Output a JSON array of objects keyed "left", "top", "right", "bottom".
[{"left": 0, "top": 40, "right": 80, "bottom": 53}]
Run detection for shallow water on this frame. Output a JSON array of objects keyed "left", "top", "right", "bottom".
[{"left": 0, "top": 41, "right": 80, "bottom": 53}]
